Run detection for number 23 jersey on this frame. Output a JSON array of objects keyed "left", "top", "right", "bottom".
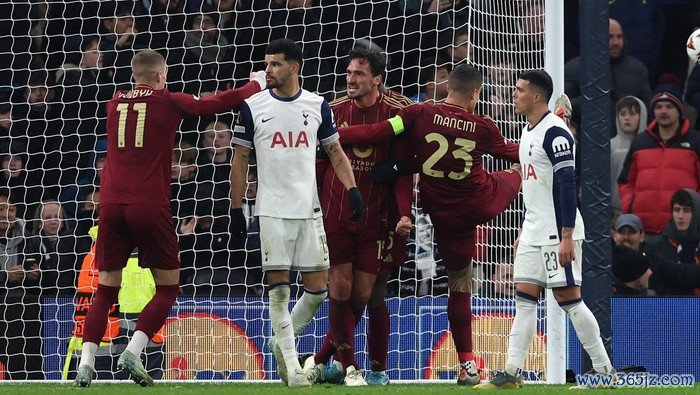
[{"left": 399, "top": 102, "right": 519, "bottom": 216}]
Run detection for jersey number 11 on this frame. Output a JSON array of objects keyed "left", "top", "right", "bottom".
[{"left": 116, "top": 103, "right": 147, "bottom": 148}]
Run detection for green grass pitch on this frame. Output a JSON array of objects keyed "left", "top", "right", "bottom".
[{"left": 0, "top": 383, "right": 698, "bottom": 395}]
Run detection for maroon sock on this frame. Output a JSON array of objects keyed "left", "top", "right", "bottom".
[
  {"left": 367, "top": 303, "right": 390, "bottom": 372},
  {"left": 135, "top": 284, "right": 179, "bottom": 339},
  {"left": 83, "top": 284, "right": 120, "bottom": 345},
  {"left": 315, "top": 332, "right": 335, "bottom": 365},
  {"left": 447, "top": 291, "right": 474, "bottom": 363},
  {"left": 329, "top": 297, "right": 357, "bottom": 369}
]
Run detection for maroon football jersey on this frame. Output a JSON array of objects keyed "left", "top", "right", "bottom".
[
  {"left": 399, "top": 102, "right": 519, "bottom": 216},
  {"left": 321, "top": 93, "right": 412, "bottom": 227},
  {"left": 101, "top": 82, "right": 260, "bottom": 206}
]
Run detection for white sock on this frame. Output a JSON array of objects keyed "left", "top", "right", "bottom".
[
  {"left": 561, "top": 300, "right": 614, "bottom": 373},
  {"left": 505, "top": 294, "right": 538, "bottom": 376},
  {"left": 269, "top": 284, "right": 302, "bottom": 371},
  {"left": 78, "top": 342, "right": 98, "bottom": 369},
  {"left": 125, "top": 330, "right": 149, "bottom": 357},
  {"left": 291, "top": 289, "right": 327, "bottom": 336}
]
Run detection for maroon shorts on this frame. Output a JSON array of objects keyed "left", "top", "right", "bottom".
[
  {"left": 430, "top": 169, "right": 521, "bottom": 272},
  {"left": 325, "top": 219, "right": 386, "bottom": 275},
  {"left": 96, "top": 204, "right": 180, "bottom": 271},
  {"left": 379, "top": 230, "right": 407, "bottom": 274}
]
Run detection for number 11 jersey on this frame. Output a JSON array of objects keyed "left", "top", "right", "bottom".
[{"left": 101, "top": 82, "right": 260, "bottom": 207}]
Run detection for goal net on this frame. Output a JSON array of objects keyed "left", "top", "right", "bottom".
[{"left": 1, "top": 0, "right": 552, "bottom": 382}]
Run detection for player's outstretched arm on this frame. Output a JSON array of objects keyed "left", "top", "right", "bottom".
[
  {"left": 484, "top": 117, "right": 520, "bottom": 163},
  {"left": 338, "top": 115, "right": 405, "bottom": 145},
  {"left": 229, "top": 145, "right": 250, "bottom": 239},
  {"left": 323, "top": 139, "right": 365, "bottom": 220},
  {"left": 171, "top": 78, "right": 263, "bottom": 117}
]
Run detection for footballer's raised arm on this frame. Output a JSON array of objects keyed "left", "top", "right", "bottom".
[
  {"left": 338, "top": 114, "right": 406, "bottom": 145},
  {"left": 484, "top": 117, "right": 520, "bottom": 163},
  {"left": 170, "top": 80, "right": 261, "bottom": 117}
]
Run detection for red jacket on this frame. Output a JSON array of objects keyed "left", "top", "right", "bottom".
[{"left": 618, "top": 118, "right": 700, "bottom": 233}]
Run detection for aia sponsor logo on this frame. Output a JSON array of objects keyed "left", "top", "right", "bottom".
[
  {"left": 270, "top": 131, "right": 309, "bottom": 148},
  {"left": 524, "top": 163, "right": 538, "bottom": 180}
]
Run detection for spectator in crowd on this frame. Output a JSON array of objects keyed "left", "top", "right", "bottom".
[
  {"left": 100, "top": 4, "right": 146, "bottom": 89},
  {"left": 0, "top": 103, "right": 13, "bottom": 142},
  {"left": 60, "top": 140, "right": 107, "bottom": 223},
  {"left": 613, "top": 204, "right": 700, "bottom": 296},
  {"left": 56, "top": 35, "right": 115, "bottom": 147},
  {"left": 608, "top": 0, "right": 664, "bottom": 84},
  {"left": 0, "top": 144, "right": 41, "bottom": 219},
  {"left": 610, "top": 96, "right": 647, "bottom": 219},
  {"left": 516, "top": 0, "right": 545, "bottom": 52},
  {"left": 565, "top": 18, "right": 652, "bottom": 136},
  {"left": 182, "top": 13, "right": 233, "bottom": 94},
  {"left": 617, "top": 89, "right": 700, "bottom": 235},
  {"left": 74, "top": 187, "right": 99, "bottom": 255},
  {"left": 645, "top": 189, "right": 700, "bottom": 295},
  {"left": 483, "top": 54, "right": 519, "bottom": 136},
  {"left": 0, "top": 187, "right": 41, "bottom": 379},
  {"left": 196, "top": 119, "right": 233, "bottom": 189},
  {"left": 480, "top": 260, "right": 515, "bottom": 299},
  {"left": 654, "top": 73, "right": 697, "bottom": 131},
  {"left": 177, "top": 189, "right": 233, "bottom": 296},
  {"left": 24, "top": 200, "right": 79, "bottom": 296},
  {"left": 12, "top": 71, "right": 65, "bottom": 198},
  {"left": 611, "top": 214, "right": 652, "bottom": 296},
  {"left": 443, "top": 28, "right": 471, "bottom": 64},
  {"left": 170, "top": 141, "right": 199, "bottom": 223},
  {"left": 0, "top": 189, "right": 31, "bottom": 292},
  {"left": 411, "top": 56, "right": 451, "bottom": 103}
]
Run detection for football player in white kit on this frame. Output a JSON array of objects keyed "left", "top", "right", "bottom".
[
  {"left": 229, "top": 39, "right": 364, "bottom": 387},
  {"left": 475, "top": 70, "right": 614, "bottom": 389}
]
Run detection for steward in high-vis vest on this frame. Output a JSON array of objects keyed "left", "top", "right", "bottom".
[{"left": 64, "top": 226, "right": 166, "bottom": 380}]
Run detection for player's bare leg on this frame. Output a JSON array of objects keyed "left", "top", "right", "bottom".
[
  {"left": 74, "top": 270, "right": 122, "bottom": 387},
  {"left": 365, "top": 270, "right": 391, "bottom": 385},
  {"left": 553, "top": 285, "right": 615, "bottom": 389},
  {"left": 447, "top": 268, "right": 480, "bottom": 385}
]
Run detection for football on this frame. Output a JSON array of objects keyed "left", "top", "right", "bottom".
[{"left": 687, "top": 28, "right": 700, "bottom": 64}]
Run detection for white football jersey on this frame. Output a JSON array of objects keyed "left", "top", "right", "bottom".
[
  {"left": 232, "top": 89, "right": 339, "bottom": 219},
  {"left": 519, "top": 111, "right": 585, "bottom": 246}
]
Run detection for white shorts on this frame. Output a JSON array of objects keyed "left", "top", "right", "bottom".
[
  {"left": 513, "top": 240, "right": 582, "bottom": 289},
  {"left": 259, "top": 212, "right": 330, "bottom": 272}
]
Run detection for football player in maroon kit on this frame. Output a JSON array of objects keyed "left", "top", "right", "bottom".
[
  {"left": 338, "top": 63, "right": 522, "bottom": 385},
  {"left": 304, "top": 48, "right": 413, "bottom": 386},
  {"left": 74, "top": 50, "right": 265, "bottom": 387}
]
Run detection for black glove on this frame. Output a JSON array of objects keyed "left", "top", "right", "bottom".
[
  {"left": 229, "top": 208, "right": 247, "bottom": 240},
  {"left": 372, "top": 159, "right": 411, "bottom": 182},
  {"left": 348, "top": 187, "right": 365, "bottom": 221}
]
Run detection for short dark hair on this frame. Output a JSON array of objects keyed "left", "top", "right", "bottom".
[
  {"left": 448, "top": 63, "right": 482, "bottom": 95},
  {"left": 80, "top": 35, "right": 100, "bottom": 52},
  {"left": 671, "top": 189, "right": 693, "bottom": 208},
  {"left": 518, "top": 69, "right": 553, "bottom": 103},
  {"left": 265, "top": 39, "right": 303, "bottom": 65},
  {"left": 348, "top": 47, "right": 386, "bottom": 82},
  {"left": 616, "top": 96, "right": 641, "bottom": 115}
]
